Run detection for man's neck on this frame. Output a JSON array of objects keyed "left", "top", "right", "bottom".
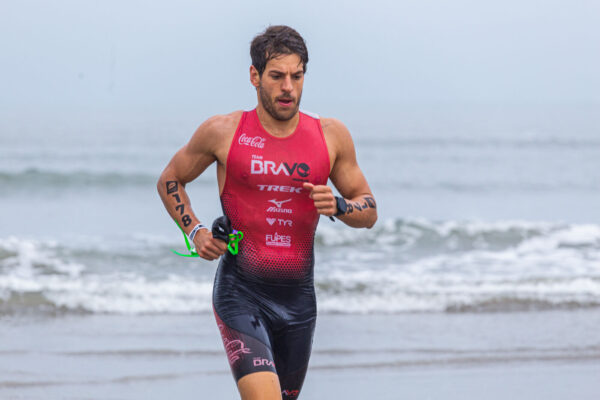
[{"left": 256, "top": 105, "right": 300, "bottom": 138}]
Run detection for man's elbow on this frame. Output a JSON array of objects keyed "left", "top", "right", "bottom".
[
  {"left": 156, "top": 174, "right": 166, "bottom": 195},
  {"left": 157, "top": 172, "right": 174, "bottom": 196},
  {"left": 365, "top": 212, "right": 377, "bottom": 229}
]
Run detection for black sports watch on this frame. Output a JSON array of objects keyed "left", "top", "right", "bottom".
[{"left": 334, "top": 196, "right": 348, "bottom": 217}]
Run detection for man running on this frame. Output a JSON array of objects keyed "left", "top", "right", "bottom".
[{"left": 157, "top": 25, "right": 377, "bottom": 400}]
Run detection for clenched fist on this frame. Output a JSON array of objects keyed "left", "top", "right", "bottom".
[
  {"left": 192, "top": 228, "right": 228, "bottom": 261},
  {"left": 303, "top": 183, "right": 336, "bottom": 216}
]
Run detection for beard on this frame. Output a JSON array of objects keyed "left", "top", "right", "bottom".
[{"left": 258, "top": 82, "right": 302, "bottom": 122}]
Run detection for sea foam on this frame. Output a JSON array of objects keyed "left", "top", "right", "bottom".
[{"left": 1, "top": 218, "right": 599, "bottom": 315}]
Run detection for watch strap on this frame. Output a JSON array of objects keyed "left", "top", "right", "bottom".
[
  {"left": 188, "top": 224, "right": 207, "bottom": 241},
  {"left": 334, "top": 196, "right": 347, "bottom": 217}
]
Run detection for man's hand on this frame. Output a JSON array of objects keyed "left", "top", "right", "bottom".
[
  {"left": 303, "top": 183, "right": 336, "bottom": 216},
  {"left": 192, "top": 229, "right": 228, "bottom": 261}
]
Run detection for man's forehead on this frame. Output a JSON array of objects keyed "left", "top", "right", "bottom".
[{"left": 264, "top": 54, "right": 303, "bottom": 72}]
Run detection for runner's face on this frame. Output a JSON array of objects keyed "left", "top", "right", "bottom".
[{"left": 258, "top": 54, "right": 304, "bottom": 121}]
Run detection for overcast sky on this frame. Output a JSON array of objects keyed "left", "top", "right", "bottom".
[{"left": 1, "top": 0, "right": 599, "bottom": 130}]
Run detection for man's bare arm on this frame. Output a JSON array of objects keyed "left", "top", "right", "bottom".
[
  {"left": 304, "top": 118, "right": 377, "bottom": 229},
  {"left": 156, "top": 116, "right": 229, "bottom": 260}
]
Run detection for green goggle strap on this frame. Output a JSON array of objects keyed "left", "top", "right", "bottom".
[
  {"left": 171, "top": 219, "right": 199, "bottom": 257},
  {"left": 227, "top": 231, "right": 244, "bottom": 255},
  {"left": 171, "top": 220, "right": 244, "bottom": 257}
]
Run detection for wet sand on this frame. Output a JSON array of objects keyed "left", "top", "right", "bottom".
[{"left": 1, "top": 310, "right": 599, "bottom": 399}]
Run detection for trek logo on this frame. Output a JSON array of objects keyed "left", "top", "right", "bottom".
[
  {"left": 282, "top": 389, "right": 300, "bottom": 397},
  {"left": 253, "top": 357, "right": 275, "bottom": 368},
  {"left": 266, "top": 198, "right": 293, "bottom": 214},
  {"left": 266, "top": 232, "right": 291, "bottom": 248},
  {"left": 239, "top": 133, "right": 266, "bottom": 149},
  {"left": 258, "top": 185, "right": 302, "bottom": 194},
  {"left": 266, "top": 218, "right": 293, "bottom": 227},
  {"left": 251, "top": 160, "right": 310, "bottom": 178}
]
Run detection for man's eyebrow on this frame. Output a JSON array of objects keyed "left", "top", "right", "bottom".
[{"left": 267, "top": 70, "right": 304, "bottom": 76}]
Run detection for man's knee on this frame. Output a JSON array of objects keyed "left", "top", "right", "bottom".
[{"left": 238, "top": 371, "right": 282, "bottom": 400}]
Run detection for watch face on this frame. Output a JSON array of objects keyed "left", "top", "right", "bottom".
[{"left": 336, "top": 196, "right": 347, "bottom": 215}]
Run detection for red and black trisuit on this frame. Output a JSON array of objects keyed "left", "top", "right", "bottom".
[{"left": 213, "top": 109, "right": 330, "bottom": 399}]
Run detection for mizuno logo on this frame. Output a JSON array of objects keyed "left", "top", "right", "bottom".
[
  {"left": 266, "top": 198, "right": 293, "bottom": 214},
  {"left": 268, "top": 198, "right": 292, "bottom": 208}
]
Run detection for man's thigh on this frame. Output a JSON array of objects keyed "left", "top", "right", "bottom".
[{"left": 238, "top": 371, "right": 282, "bottom": 400}]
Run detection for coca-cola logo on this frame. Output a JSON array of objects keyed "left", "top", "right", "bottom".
[{"left": 239, "top": 133, "right": 266, "bottom": 149}]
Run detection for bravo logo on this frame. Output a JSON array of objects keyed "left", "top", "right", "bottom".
[
  {"left": 251, "top": 160, "right": 310, "bottom": 178},
  {"left": 253, "top": 357, "right": 275, "bottom": 367}
]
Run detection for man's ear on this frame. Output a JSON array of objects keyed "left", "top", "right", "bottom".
[{"left": 250, "top": 65, "right": 260, "bottom": 89}]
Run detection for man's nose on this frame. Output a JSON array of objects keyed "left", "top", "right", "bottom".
[{"left": 281, "top": 75, "right": 293, "bottom": 93}]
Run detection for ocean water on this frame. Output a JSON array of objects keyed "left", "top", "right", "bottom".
[
  {"left": 1, "top": 115, "right": 599, "bottom": 316},
  {"left": 1, "top": 112, "right": 600, "bottom": 398}
]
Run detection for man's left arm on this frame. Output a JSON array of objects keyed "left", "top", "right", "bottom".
[{"left": 303, "top": 119, "right": 377, "bottom": 229}]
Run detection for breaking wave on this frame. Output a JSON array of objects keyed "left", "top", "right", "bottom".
[{"left": 1, "top": 219, "right": 599, "bottom": 315}]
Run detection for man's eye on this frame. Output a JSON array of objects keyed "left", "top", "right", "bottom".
[
  {"left": 293, "top": 75, "right": 302, "bottom": 80},
  {"left": 271, "top": 74, "right": 282, "bottom": 79}
]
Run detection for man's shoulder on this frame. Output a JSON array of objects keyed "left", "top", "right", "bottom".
[
  {"left": 319, "top": 116, "right": 356, "bottom": 161},
  {"left": 319, "top": 116, "right": 351, "bottom": 140},
  {"left": 201, "top": 110, "right": 244, "bottom": 135},
  {"left": 188, "top": 111, "right": 244, "bottom": 153}
]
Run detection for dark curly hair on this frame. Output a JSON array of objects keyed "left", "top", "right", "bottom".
[{"left": 250, "top": 25, "right": 308, "bottom": 76}]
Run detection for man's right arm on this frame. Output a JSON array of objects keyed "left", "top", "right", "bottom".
[{"left": 156, "top": 116, "right": 228, "bottom": 260}]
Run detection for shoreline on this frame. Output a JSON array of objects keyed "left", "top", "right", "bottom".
[{"left": 1, "top": 310, "right": 599, "bottom": 399}]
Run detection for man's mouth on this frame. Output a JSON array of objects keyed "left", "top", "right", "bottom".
[{"left": 277, "top": 98, "right": 294, "bottom": 107}]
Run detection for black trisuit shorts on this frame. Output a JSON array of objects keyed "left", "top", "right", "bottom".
[{"left": 212, "top": 252, "right": 317, "bottom": 400}]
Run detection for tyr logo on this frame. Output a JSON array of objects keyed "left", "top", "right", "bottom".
[{"left": 266, "top": 218, "right": 293, "bottom": 227}]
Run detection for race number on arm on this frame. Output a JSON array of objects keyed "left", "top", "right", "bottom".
[{"left": 157, "top": 115, "right": 237, "bottom": 260}]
